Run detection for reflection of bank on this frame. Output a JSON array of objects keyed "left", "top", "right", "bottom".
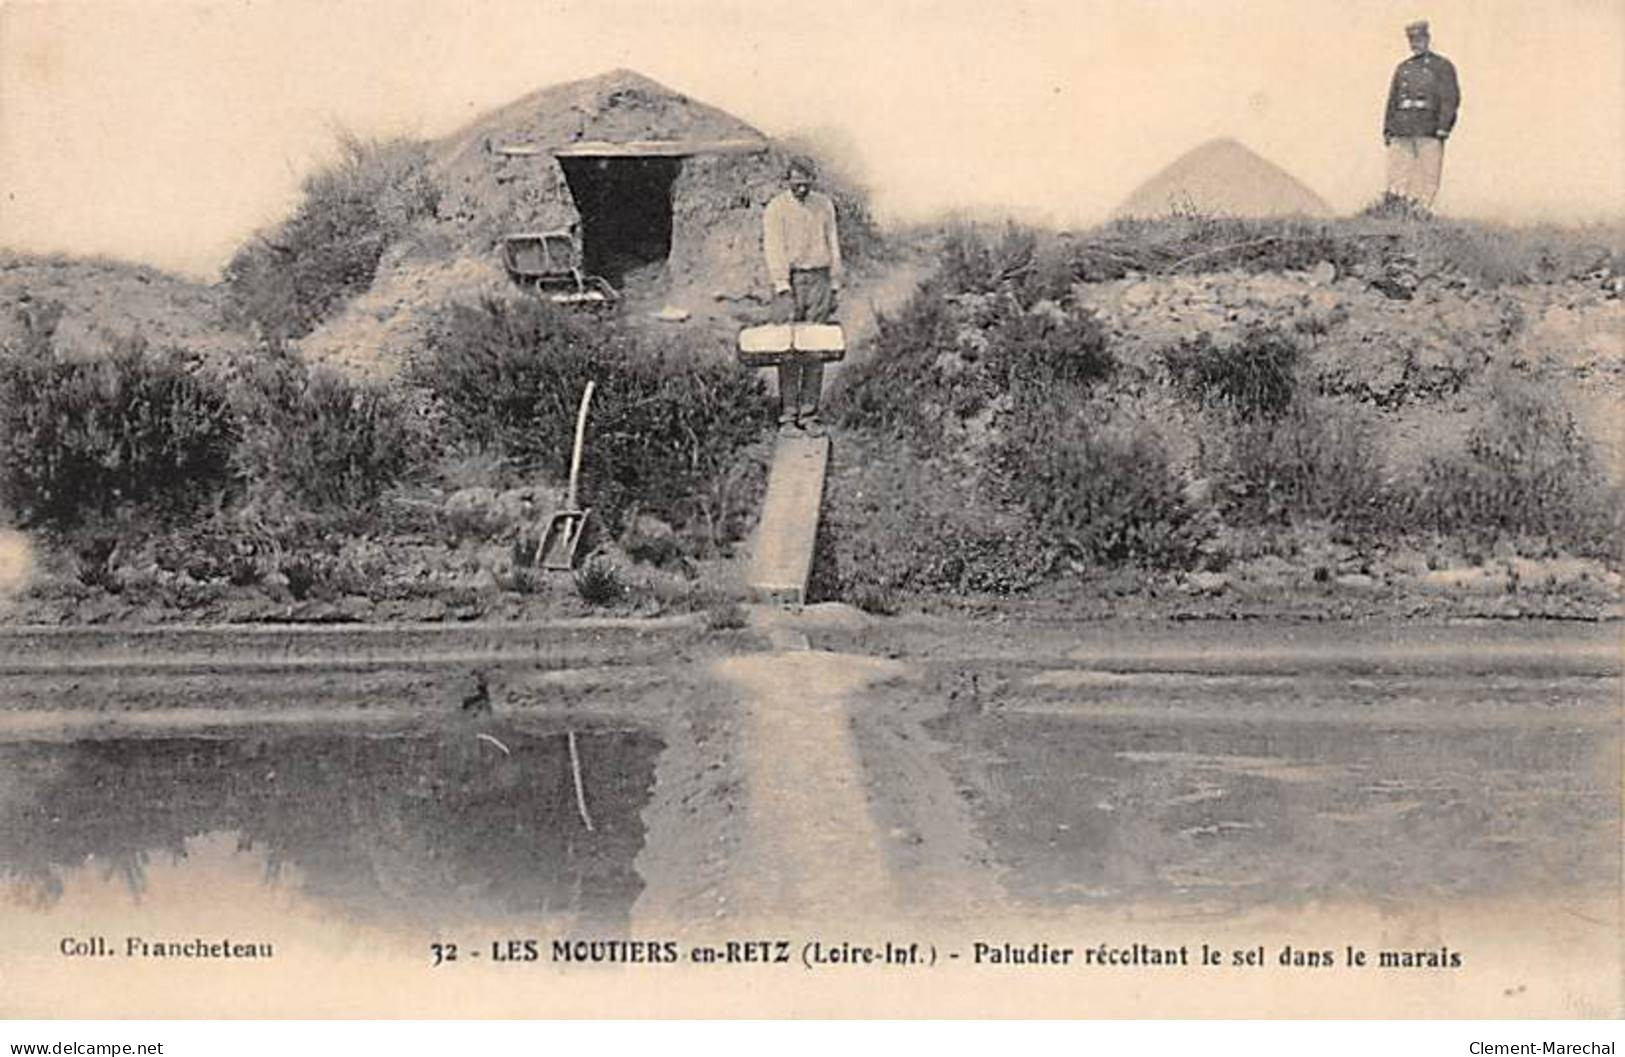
[{"left": 0, "top": 725, "right": 660, "bottom": 929}]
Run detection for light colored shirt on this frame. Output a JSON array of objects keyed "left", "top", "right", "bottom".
[{"left": 762, "top": 189, "right": 842, "bottom": 293}]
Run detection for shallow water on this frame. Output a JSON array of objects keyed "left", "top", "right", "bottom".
[
  {"left": 934, "top": 671, "right": 1620, "bottom": 909},
  {"left": 0, "top": 724, "right": 662, "bottom": 930}
]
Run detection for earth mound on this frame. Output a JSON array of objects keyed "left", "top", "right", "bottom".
[
  {"left": 300, "top": 69, "right": 866, "bottom": 376},
  {"left": 0, "top": 250, "right": 242, "bottom": 361}
]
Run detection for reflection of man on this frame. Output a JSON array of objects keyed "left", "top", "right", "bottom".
[
  {"left": 762, "top": 156, "right": 842, "bottom": 436},
  {"left": 1383, "top": 19, "right": 1460, "bottom": 209}
]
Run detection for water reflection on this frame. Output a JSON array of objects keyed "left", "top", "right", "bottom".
[{"left": 0, "top": 724, "right": 662, "bottom": 929}]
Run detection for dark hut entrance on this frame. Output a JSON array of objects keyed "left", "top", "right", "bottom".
[{"left": 556, "top": 154, "right": 682, "bottom": 288}]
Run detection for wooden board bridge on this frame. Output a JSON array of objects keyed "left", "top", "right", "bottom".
[
  {"left": 737, "top": 323, "right": 845, "bottom": 606},
  {"left": 746, "top": 434, "right": 831, "bottom": 605}
]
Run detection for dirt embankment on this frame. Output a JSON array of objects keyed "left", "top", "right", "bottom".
[
  {"left": 818, "top": 241, "right": 1623, "bottom": 618},
  {"left": 295, "top": 247, "right": 511, "bottom": 381},
  {"left": 1072, "top": 266, "right": 1623, "bottom": 482},
  {"left": 0, "top": 251, "right": 243, "bottom": 361},
  {"left": 0, "top": 618, "right": 736, "bottom": 731}
]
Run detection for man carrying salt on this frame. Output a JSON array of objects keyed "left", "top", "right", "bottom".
[{"left": 762, "top": 156, "right": 842, "bottom": 437}]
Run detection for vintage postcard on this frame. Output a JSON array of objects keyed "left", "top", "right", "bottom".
[{"left": 0, "top": 0, "right": 1620, "bottom": 1023}]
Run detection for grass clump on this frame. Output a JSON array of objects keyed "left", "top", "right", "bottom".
[
  {"left": 1218, "top": 398, "right": 1388, "bottom": 527},
  {"left": 1001, "top": 411, "right": 1200, "bottom": 568},
  {"left": 224, "top": 133, "right": 439, "bottom": 341},
  {"left": 704, "top": 601, "right": 750, "bottom": 630},
  {"left": 574, "top": 557, "right": 626, "bottom": 607},
  {"left": 822, "top": 446, "right": 1056, "bottom": 598},
  {"left": 1161, "top": 325, "right": 1301, "bottom": 420}
]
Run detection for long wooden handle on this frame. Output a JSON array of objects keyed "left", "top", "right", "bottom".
[{"left": 566, "top": 381, "right": 595, "bottom": 508}]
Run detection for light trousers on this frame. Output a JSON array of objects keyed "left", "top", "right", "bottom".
[
  {"left": 776, "top": 268, "right": 834, "bottom": 421},
  {"left": 1386, "top": 136, "right": 1445, "bottom": 207}
]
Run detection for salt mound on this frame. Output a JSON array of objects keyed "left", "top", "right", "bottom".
[{"left": 1115, "top": 138, "right": 1332, "bottom": 219}]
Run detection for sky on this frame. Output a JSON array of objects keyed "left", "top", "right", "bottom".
[{"left": 2, "top": 0, "right": 1623, "bottom": 279}]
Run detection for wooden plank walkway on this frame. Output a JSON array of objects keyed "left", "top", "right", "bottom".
[{"left": 747, "top": 434, "right": 830, "bottom": 605}]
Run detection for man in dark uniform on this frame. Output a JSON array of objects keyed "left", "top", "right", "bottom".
[{"left": 1383, "top": 19, "right": 1461, "bottom": 208}]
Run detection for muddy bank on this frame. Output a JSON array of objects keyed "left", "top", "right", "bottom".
[{"left": 0, "top": 617, "right": 753, "bottom": 722}]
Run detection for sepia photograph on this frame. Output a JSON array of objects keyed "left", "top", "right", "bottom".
[{"left": 0, "top": 0, "right": 1620, "bottom": 1027}]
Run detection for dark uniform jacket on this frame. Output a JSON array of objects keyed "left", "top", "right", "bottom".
[{"left": 1383, "top": 51, "right": 1460, "bottom": 140}]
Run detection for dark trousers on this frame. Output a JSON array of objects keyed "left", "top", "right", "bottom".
[{"left": 777, "top": 268, "right": 833, "bottom": 421}]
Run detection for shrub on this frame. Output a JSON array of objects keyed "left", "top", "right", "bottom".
[
  {"left": 938, "top": 222, "right": 1078, "bottom": 308},
  {"left": 1165, "top": 329, "right": 1390, "bottom": 532},
  {"left": 1000, "top": 411, "right": 1200, "bottom": 568},
  {"left": 942, "top": 223, "right": 1039, "bottom": 297},
  {"left": 416, "top": 297, "right": 770, "bottom": 535},
  {"left": 506, "top": 526, "right": 546, "bottom": 571},
  {"left": 73, "top": 534, "right": 121, "bottom": 591},
  {"left": 822, "top": 445, "right": 1055, "bottom": 597},
  {"left": 574, "top": 557, "right": 625, "bottom": 607},
  {"left": 1161, "top": 326, "right": 1301, "bottom": 420},
  {"left": 847, "top": 582, "right": 900, "bottom": 616},
  {"left": 828, "top": 281, "right": 961, "bottom": 443},
  {"left": 152, "top": 527, "right": 264, "bottom": 586},
  {"left": 224, "top": 133, "right": 439, "bottom": 340},
  {"left": 0, "top": 334, "right": 235, "bottom": 528},
  {"left": 691, "top": 444, "right": 770, "bottom": 556},
  {"left": 1216, "top": 397, "right": 1388, "bottom": 527},
  {"left": 498, "top": 564, "right": 547, "bottom": 595},
  {"left": 231, "top": 350, "right": 436, "bottom": 512},
  {"left": 622, "top": 520, "right": 686, "bottom": 568},
  {"left": 704, "top": 601, "right": 749, "bottom": 630},
  {"left": 281, "top": 553, "right": 325, "bottom": 601},
  {"left": 830, "top": 273, "right": 1115, "bottom": 448},
  {"left": 1406, "top": 377, "right": 1618, "bottom": 553},
  {"left": 987, "top": 307, "right": 1115, "bottom": 402}
]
